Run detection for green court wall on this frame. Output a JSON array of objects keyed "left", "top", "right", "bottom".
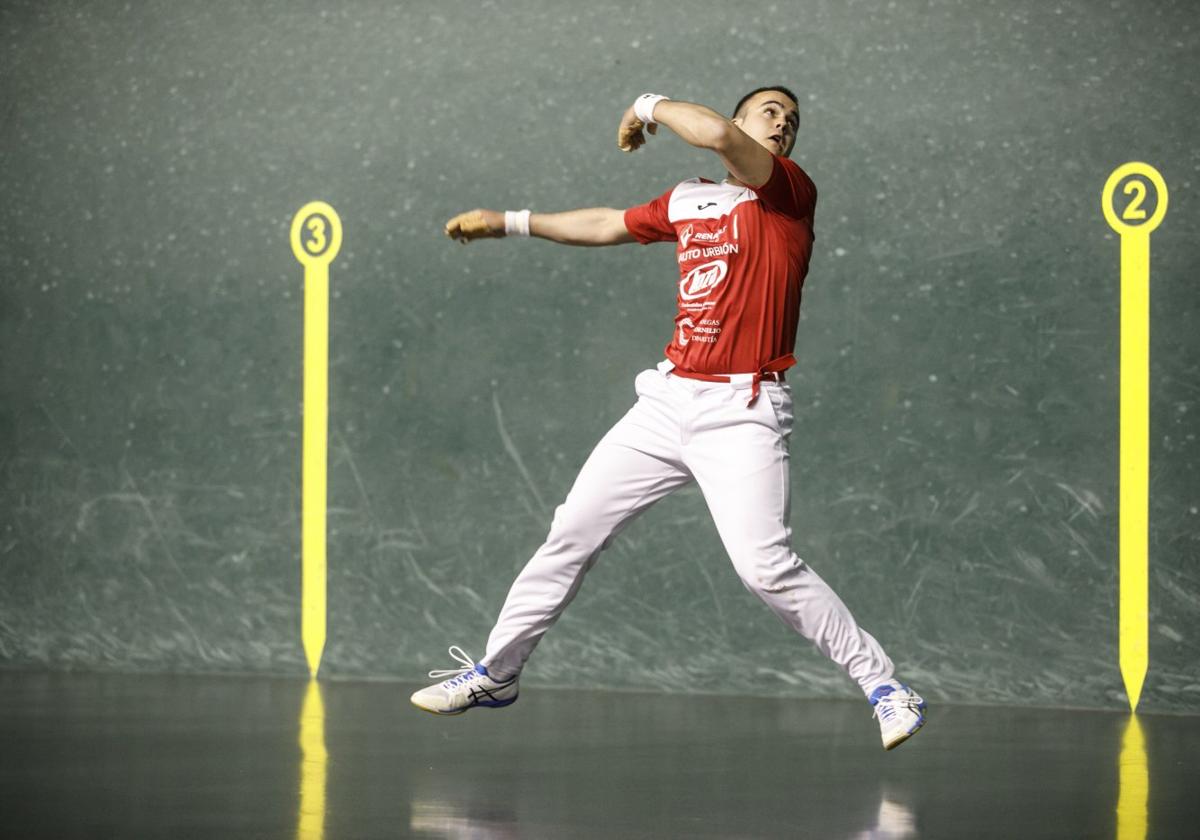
[{"left": 1, "top": 0, "right": 1197, "bottom": 713}]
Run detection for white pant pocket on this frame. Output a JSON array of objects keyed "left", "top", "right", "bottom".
[{"left": 763, "top": 384, "right": 794, "bottom": 437}]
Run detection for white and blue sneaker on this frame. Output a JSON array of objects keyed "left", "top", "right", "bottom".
[
  {"left": 869, "top": 682, "right": 927, "bottom": 750},
  {"left": 410, "top": 646, "right": 519, "bottom": 715}
]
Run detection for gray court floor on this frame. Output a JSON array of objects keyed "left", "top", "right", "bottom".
[{"left": 1, "top": 670, "right": 1196, "bottom": 839}]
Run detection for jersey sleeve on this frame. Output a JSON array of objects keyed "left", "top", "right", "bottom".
[
  {"left": 623, "top": 185, "right": 677, "bottom": 244},
  {"left": 754, "top": 156, "right": 817, "bottom": 220}
]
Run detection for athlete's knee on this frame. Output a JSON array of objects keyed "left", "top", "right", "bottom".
[
  {"left": 731, "top": 549, "right": 806, "bottom": 595},
  {"left": 542, "top": 502, "right": 611, "bottom": 557}
]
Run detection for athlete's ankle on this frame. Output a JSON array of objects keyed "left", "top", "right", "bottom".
[
  {"left": 480, "top": 662, "right": 518, "bottom": 682},
  {"left": 865, "top": 677, "right": 902, "bottom": 698}
]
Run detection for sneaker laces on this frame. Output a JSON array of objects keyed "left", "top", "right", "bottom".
[
  {"left": 428, "top": 645, "right": 482, "bottom": 687},
  {"left": 872, "top": 689, "right": 920, "bottom": 723}
]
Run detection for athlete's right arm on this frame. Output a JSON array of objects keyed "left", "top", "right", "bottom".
[
  {"left": 445, "top": 208, "right": 635, "bottom": 247},
  {"left": 532, "top": 207, "right": 637, "bottom": 246}
]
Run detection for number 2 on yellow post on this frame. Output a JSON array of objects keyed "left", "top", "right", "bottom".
[
  {"left": 1101, "top": 163, "right": 1167, "bottom": 712},
  {"left": 290, "top": 202, "right": 343, "bottom": 678}
]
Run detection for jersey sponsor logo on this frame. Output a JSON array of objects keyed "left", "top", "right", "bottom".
[
  {"left": 691, "top": 225, "right": 725, "bottom": 243},
  {"left": 677, "top": 316, "right": 695, "bottom": 346},
  {"left": 677, "top": 223, "right": 726, "bottom": 254},
  {"left": 698, "top": 201, "right": 717, "bottom": 210},
  {"left": 678, "top": 259, "right": 728, "bottom": 300},
  {"left": 677, "top": 316, "right": 721, "bottom": 346},
  {"left": 678, "top": 242, "right": 739, "bottom": 264}
]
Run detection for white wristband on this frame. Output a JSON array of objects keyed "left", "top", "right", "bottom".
[
  {"left": 504, "top": 209, "right": 531, "bottom": 237},
  {"left": 633, "top": 93, "right": 669, "bottom": 125}
]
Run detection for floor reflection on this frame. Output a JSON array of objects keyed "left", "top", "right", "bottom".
[
  {"left": 1116, "top": 714, "right": 1147, "bottom": 840},
  {"left": 851, "top": 789, "right": 919, "bottom": 839},
  {"left": 408, "top": 786, "right": 918, "bottom": 839},
  {"left": 409, "top": 799, "right": 522, "bottom": 839},
  {"left": 297, "top": 679, "right": 327, "bottom": 840}
]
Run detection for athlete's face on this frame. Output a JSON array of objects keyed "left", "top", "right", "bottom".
[{"left": 732, "top": 91, "right": 800, "bottom": 157}]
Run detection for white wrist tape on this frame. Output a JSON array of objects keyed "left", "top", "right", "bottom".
[
  {"left": 504, "top": 209, "right": 531, "bottom": 237},
  {"left": 633, "top": 93, "right": 669, "bottom": 125}
]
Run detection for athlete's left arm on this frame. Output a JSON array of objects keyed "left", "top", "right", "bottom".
[{"left": 617, "top": 100, "right": 774, "bottom": 188}]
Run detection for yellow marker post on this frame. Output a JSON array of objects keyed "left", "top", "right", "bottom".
[
  {"left": 1102, "top": 163, "right": 1167, "bottom": 712},
  {"left": 290, "top": 202, "right": 343, "bottom": 678}
]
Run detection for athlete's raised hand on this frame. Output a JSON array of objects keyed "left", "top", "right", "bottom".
[
  {"left": 617, "top": 106, "right": 657, "bottom": 153},
  {"left": 444, "top": 209, "right": 505, "bottom": 244}
]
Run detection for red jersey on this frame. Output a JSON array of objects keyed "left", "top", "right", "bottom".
[{"left": 623, "top": 155, "right": 817, "bottom": 375}]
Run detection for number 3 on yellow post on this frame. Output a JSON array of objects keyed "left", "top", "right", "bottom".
[
  {"left": 1101, "top": 164, "right": 1167, "bottom": 712},
  {"left": 290, "top": 202, "right": 343, "bottom": 678}
]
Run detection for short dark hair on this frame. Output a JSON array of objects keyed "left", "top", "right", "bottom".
[{"left": 732, "top": 86, "right": 800, "bottom": 119}]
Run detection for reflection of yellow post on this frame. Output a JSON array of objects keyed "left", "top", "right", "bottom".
[
  {"left": 1116, "top": 714, "right": 1147, "bottom": 840},
  {"left": 290, "top": 202, "right": 343, "bottom": 678},
  {"left": 1102, "top": 164, "right": 1167, "bottom": 712},
  {"left": 297, "top": 679, "right": 328, "bottom": 840}
]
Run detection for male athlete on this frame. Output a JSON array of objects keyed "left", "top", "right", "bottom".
[{"left": 411, "top": 88, "right": 927, "bottom": 749}]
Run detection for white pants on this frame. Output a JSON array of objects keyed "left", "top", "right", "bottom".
[{"left": 481, "top": 364, "right": 895, "bottom": 696}]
